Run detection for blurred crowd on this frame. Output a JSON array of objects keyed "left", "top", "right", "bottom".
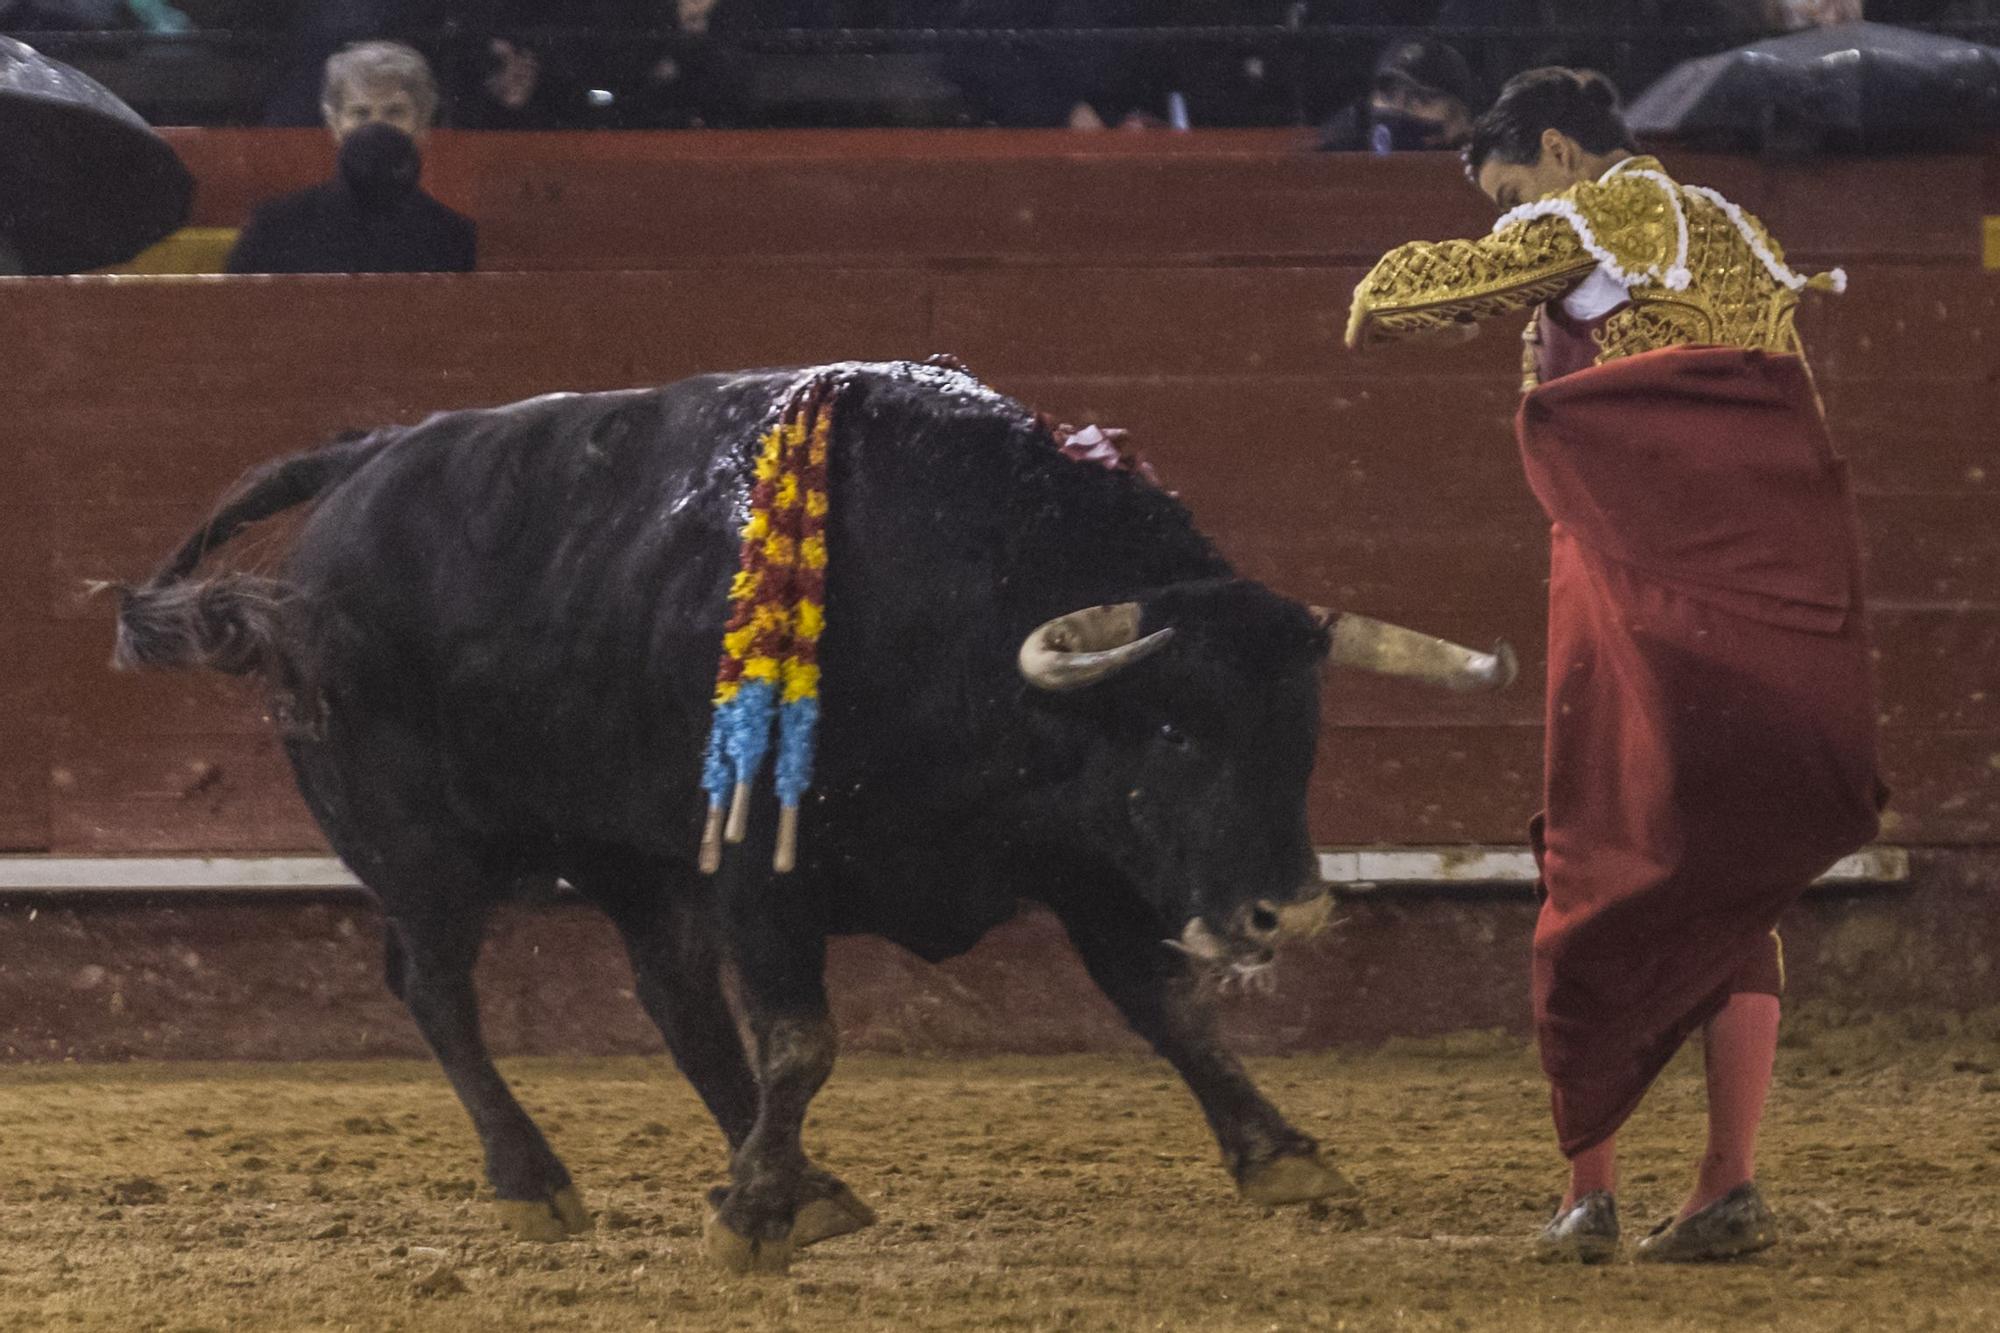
[{"left": 5, "top": 1, "right": 1992, "bottom": 131}]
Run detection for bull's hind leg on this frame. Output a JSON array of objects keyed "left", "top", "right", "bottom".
[
  {"left": 289, "top": 732, "right": 588, "bottom": 1241},
  {"left": 577, "top": 864, "right": 875, "bottom": 1250},
  {"left": 382, "top": 899, "right": 591, "bottom": 1242},
  {"left": 1057, "top": 906, "right": 1357, "bottom": 1209}
]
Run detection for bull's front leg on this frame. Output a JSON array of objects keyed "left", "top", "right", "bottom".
[
  {"left": 1058, "top": 907, "right": 1358, "bottom": 1208},
  {"left": 703, "top": 879, "right": 838, "bottom": 1275}
]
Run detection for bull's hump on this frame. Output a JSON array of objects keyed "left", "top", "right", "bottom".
[
  {"left": 759, "top": 359, "right": 1016, "bottom": 413},
  {"left": 861, "top": 359, "right": 1010, "bottom": 407}
]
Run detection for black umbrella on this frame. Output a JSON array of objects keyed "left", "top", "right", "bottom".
[
  {"left": 0, "top": 34, "right": 194, "bottom": 273},
  {"left": 1628, "top": 21, "right": 2000, "bottom": 150}
]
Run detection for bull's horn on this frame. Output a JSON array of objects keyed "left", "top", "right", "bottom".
[
  {"left": 1311, "top": 609, "right": 1517, "bottom": 693},
  {"left": 1018, "top": 602, "right": 1176, "bottom": 692}
]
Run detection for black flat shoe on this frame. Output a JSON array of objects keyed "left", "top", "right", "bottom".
[
  {"left": 1534, "top": 1190, "right": 1620, "bottom": 1263},
  {"left": 1635, "top": 1182, "right": 1777, "bottom": 1263}
]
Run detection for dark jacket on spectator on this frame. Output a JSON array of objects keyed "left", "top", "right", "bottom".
[
  {"left": 227, "top": 182, "right": 475, "bottom": 273},
  {"left": 226, "top": 124, "right": 475, "bottom": 274}
]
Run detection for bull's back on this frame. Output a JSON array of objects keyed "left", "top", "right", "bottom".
[{"left": 280, "top": 374, "right": 786, "bottom": 839}]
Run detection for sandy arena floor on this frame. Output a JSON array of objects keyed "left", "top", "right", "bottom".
[{"left": 1, "top": 1019, "right": 1996, "bottom": 1331}]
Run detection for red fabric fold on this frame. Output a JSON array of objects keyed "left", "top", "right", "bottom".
[
  {"left": 1517, "top": 346, "right": 1885, "bottom": 1157},
  {"left": 1518, "top": 346, "right": 1856, "bottom": 630}
]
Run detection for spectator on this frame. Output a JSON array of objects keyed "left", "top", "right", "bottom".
[
  {"left": 609, "top": 0, "right": 755, "bottom": 130},
  {"left": 947, "top": 1, "right": 1215, "bottom": 130},
  {"left": 435, "top": 0, "right": 676, "bottom": 129},
  {"left": 1318, "top": 34, "right": 1483, "bottom": 151},
  {"left": 227, "top": 41, "right": 475, "bottom": 274},
  {"left": 436, "top": 3, "right": 581, "bottom": 130}
]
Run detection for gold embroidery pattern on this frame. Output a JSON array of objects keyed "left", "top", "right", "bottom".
[
  {"left": 1346, "top": 219, "right": 1597, "bottom": 349},
  {"left": 1587, "top": 184, "right": 1809, "bottom": 375},
  {"left": 1349, "top": 157, "right": 1821, "bottom": 388},
  {"left": 1590, "top": 300, "right": 1705, "bottom": 363},
  {"left": 1541, "top": 164, "right": 1685, "bottom": 281}
]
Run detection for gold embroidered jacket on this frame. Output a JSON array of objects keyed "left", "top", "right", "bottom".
[{"left": 1345, "top": 156, "right": 1845, "bottom": 388}]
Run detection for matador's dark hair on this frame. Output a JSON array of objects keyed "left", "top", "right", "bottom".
[{"left": 1464, "top": 67, "right": 1637, "bottom": 174}]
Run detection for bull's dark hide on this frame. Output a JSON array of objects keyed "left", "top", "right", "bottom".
[
  {"left": 117, "top": 361, "right": 1347, "bottom": 1269},
  {"left": 163, "top": 362, "right": 1321, "bottom": 961}
]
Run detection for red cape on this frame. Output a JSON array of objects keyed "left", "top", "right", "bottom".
[{"left": 1517, "top": 346, "right": 1885, "bottom": 1156}]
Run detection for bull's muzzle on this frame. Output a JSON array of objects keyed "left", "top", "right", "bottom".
[{"left": 1171, "top": 890, "right": 1333, "bottom": 991}]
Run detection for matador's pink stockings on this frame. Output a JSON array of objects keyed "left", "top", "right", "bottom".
[
  {"left": 1558, "top": 992, "right": 1781, "bottom": 1215},
  {"left": 1685, "top": 992, "right": 1780, "bottom": 1217}
]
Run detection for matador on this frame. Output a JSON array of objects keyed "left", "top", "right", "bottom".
[{"left": 1348, "top": 68, "right": 1885, "bottom": 1264}]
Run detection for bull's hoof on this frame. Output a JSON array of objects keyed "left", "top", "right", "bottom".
[
  {"left": 703, "top": 1210, "right": 794, "bottom": 1276},
  {"left": 1238, "top": 1150, "right": 1360, "bottom": 1207},
  {"left": 495, "top": 1185, "right": 593, "bottom": 1242},
  {"left": 793, "top": 1184, "right": 877, "bottom": 1247}
]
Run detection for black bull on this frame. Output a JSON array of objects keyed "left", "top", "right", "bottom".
[{"left": 113, "top": 362, "right": 1513, "bottom": 1274}]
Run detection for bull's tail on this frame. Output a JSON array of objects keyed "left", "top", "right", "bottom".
[{"left": 112, "top": 430, "right": 395, "bottom": 677}]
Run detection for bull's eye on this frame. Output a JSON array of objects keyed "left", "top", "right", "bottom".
[{"left": 1158, "top": 722, "right": 1190, "bottom": 750}]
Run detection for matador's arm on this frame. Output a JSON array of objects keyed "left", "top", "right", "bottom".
[{"left": 1345, "top": 214, "right": 1599, "bottom": 351}]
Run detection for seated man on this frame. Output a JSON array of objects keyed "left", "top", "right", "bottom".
[
  {"left": 1317, "top": 34, "right": 1483, "bottom": 154},
  {"left": 227, "top": 41, "right": 475, "bottom": 275}
]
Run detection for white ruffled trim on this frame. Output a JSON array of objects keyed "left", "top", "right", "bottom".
[
  {"left": 1492, "top": 157, "right": 1690, "bottom": 291},
  {"left": 1491, "top": 195, "right": 1660, "bottom": 289},
  {"left": 1684, "top": 184, "right": 1842, "bottom": 295},
  {"left": 1627, "top": 168, "right": 1691, "bottom": 290}
]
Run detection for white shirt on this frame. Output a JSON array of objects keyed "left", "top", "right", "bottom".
[{"left": 1561, "top": 156, "right": 1641, "bottom": 322}]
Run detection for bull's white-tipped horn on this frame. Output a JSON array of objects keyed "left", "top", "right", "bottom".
[
  {"left": 1018, "top": 602, "right": 1176, "bottom": 692},
  {"left": 1311, "top": 610, "right": 1518, "bottom": 693}
]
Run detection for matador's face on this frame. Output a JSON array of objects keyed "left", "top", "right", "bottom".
[{"left": 1474, "top": 130, "right": 1596, "bottom": 212}]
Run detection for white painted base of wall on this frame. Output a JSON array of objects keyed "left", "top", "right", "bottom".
[
  {"left": 1318, "top": 846, "right": 1909, "bottom": 889},
  {"left": 0, "top": 847, "right": 1912, "bottom": 894}
]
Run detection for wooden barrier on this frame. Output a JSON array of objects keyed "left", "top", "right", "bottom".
[
  {"left": 155, "top": 128, "right": 1985, "bottom": 270},
  {"left": 2, "top": 140, "right": 1994, "bottom": 859},
  {"left": 0, "top": 850, "right": 1994, "bottom": 1059}
]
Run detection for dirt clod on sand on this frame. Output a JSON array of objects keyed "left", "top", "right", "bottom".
[{"left": 1, "top": 1028, "right": 1997, "bottom": 1330}]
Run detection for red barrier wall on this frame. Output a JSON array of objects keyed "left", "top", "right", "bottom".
[
  {"left": 161, "top": 128, "right": 1983, "bottom": 268},
  {"left": 3, "top": 137, "right": 1994, "bottom": 861}
]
